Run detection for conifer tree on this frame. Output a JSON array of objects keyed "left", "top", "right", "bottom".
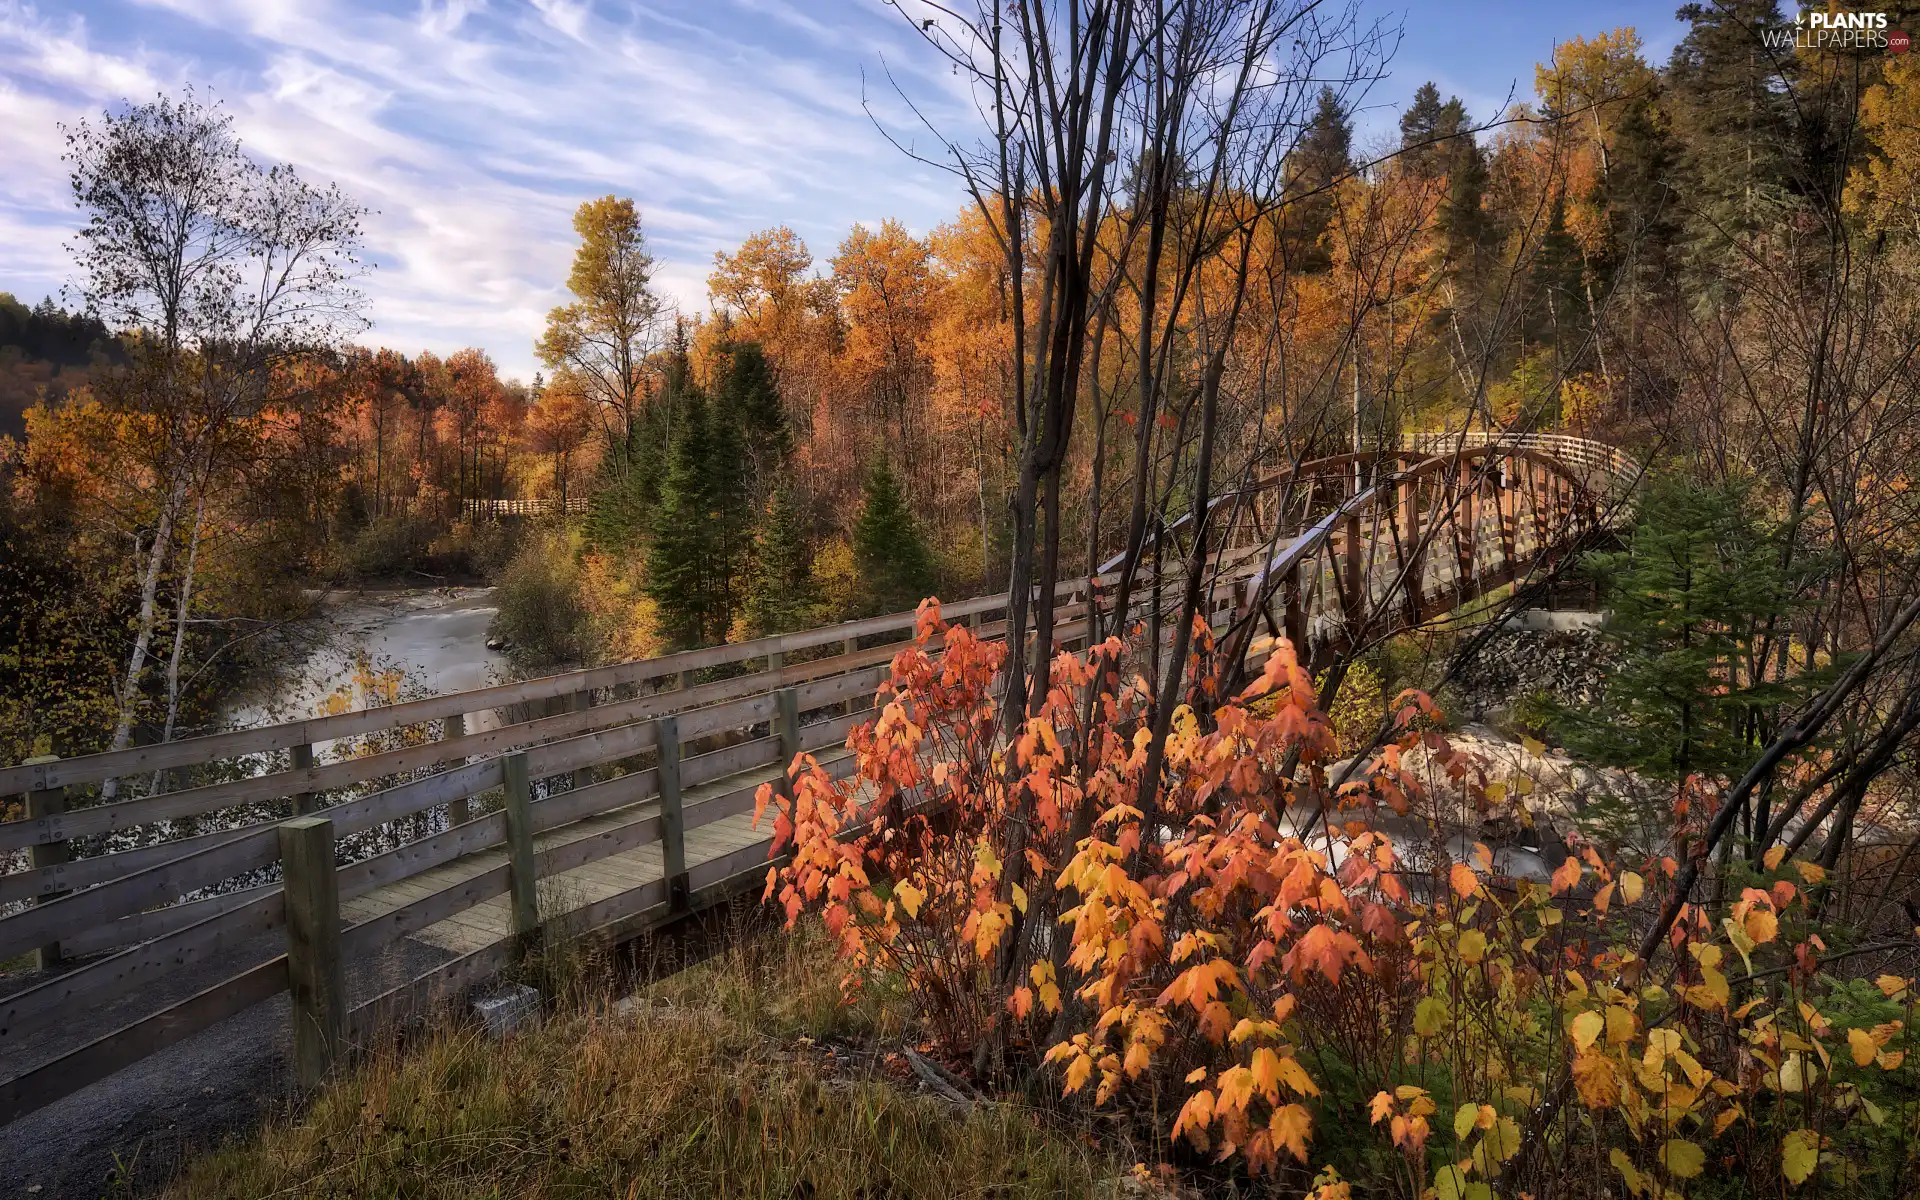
[
  {"left": 744, "top": 481, "right": 819, "bottom": 636},
  {"left": 714, "top": 341, "right": 791, "bottom": 501},
  {"left": 1667, "top": 1, "right": 1794, "bottom": 267},
  {"left": 1282, "top": 86, "right": 1354, "bottom": 271},
  {"left": 1553, "top": 474, "right": 1816, "bottom": 784},
  {"left": 645, "top": 388, "right": 755, "bottom": 648},
  {"left": 851, "top": 457, "right": 935, "bottom": 616}
]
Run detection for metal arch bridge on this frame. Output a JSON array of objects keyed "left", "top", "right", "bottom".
[{"left": 0, "top": 433, "right": 1635, "bottom": 1127}]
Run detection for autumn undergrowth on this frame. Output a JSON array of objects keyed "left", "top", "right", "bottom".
[{"left": 167, "top": 924, "right": 1113, "bottom": 1199}]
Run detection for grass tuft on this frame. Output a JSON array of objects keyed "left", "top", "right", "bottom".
[{"left": 170, "top": 924, "right": 1109, "bottom": 1199}]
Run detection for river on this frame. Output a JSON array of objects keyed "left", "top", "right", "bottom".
[{"left": 224, "top": 586, "right": 510, "bottom": 733}]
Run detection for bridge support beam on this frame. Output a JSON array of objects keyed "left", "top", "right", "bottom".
[
  {"left": 1397, "top": 479, "right": 1423, "bottom": 626},
  {"left": 22, "top": 755, "right": 66, "bottom": 969},
  {"left": 281, "top": 815, "right": 346, "bottom": 1089},
  {"left": 502, "top": 752, "right": 541, "bottom": 947},
  {"left": 656, "top": 716, "right": 688, "bottom": 913},
  {"left": 774, "top": 688, "right": 800, "bottom": 800},
  {"left": 571, "top": 689, "right": 594, "bottom": 790},
  {"left": 445, "top": 712, "right": 468, "bottom": 827},
  {"left": 290, "top": 742, "right": 315, "bottom": 817}
]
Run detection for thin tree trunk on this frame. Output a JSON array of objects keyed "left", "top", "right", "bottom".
[
  {"left": 150, "top": 487, "right": 210, "bottom": 795},
  {"left": 104, "top": 466, "right": 188, "bottom": 799}
]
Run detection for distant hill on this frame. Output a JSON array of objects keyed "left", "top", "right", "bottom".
[{"left": 0, "top": 292, "right": 122, "bottom": 438}]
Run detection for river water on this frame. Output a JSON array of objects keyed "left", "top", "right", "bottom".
[{"left": 224, "top": 586, "right": 510, "bottom": 733}]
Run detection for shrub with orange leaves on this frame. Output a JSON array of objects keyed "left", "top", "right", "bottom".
[{"left": 755, "top": 601, "right": 1920, "bottom": 1195}]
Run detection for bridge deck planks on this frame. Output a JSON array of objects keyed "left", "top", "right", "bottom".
[{"left": 339, "top": 753, "right": 824, "bottom": 956}]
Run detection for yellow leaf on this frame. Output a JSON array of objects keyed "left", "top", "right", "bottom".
[
  {"left": 1369, "top": 1091, "right": 1395, "bottom": 1124},
  {"left": 894, "top": 881, "right": 926, "bottom": 919},
  {"left": 1216, "top": 1065, "right": 1255, "bottom": 1114},
  {"left": 1250, "top": 1048, "right": 1281, "bottom": 1100},
  {"left": 1744, "top": 908, "right": 1779, "bottom": 945},
  {"left": 1795, "top": 861, "right": 1825, "bottom": 885},
  {"left": 1485, "top": 1115, "right": 1521, "bottom": 1161},
  {"left": 1571, "top": 1010, "right": 1605, "bottom": 1052},
  {"left": 1611, "top": 1147, "right": 1647, "bottom": 1197},
  {"left": 1781, "top": 1128, "right": 1819, "bottom": 1185},
  {"left": 1522, "top": 735, "right": 1546, "bottom": 757},
  {"left": 1454, "top": 1102, "right": 1480, "bottom": 1140},
  {"left": 1660, "top": 1139, "right": 1705, "bottom": 1179},
  {"left": 1849, "top": 1028, "right": 1877, "bottom": 1068},
  {"left": 1269, "top": 1103, "right": 1313, "bottom": 1163},
  {"left": 1277, "top": 1055, "right": 1320, "bottom": 1097},
  {"left": 1064, "top": 1053, "right": 1093, "bottom": 1094},
  {"left": 1620, "top": 871, "right": 1645, "bottom": 904},
  {"left": 1763, "top": 845, "right": 1787, "bottom": 870},
  {"left": 1415, "top": 996, "right": 1449, "bottom": 1036},
  {"left": 1876, "top": 974, "right": 1910, "bottom": 999},
  {"left": 1458, "top": 929, "right": 1488, "bottom": 964},
  {"left": 1011, "top": 882, "right": 1028, "bottom": 914},
  {"left": 1484, "top": 780, "right": 1507, "bottom": 803},
  {"left": 1606, "top": 1005, "right": 1637, "bottom": 1046},
  {"left": 1780, "top": 1051, "right": 1813, "bottom": 1093},
  {"left": 1186, "top": 1066, "right": 1208, "bottom": 1084}
]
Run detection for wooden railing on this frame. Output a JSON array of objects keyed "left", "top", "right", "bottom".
[
  {"left": 0, "top": 435, "right": 1635, "bottom": 1126},
  {"left": 462, "top": 497, "right": 591, "bottom": 517}
]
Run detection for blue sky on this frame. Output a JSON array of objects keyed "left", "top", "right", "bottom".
[{"left": 0, "top": 0, "right": 1690, "bottom": 381}]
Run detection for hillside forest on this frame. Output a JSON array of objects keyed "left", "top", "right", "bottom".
[{"left": 8, "top": 0, "right": 1920, "bottom": 1193}]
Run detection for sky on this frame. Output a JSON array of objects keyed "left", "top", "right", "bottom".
[{"left": 0, "top": 0, "right": 1694, "bottom": 381}]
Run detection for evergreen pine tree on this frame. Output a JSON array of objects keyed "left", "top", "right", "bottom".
[
  {"left": 851, "top": 458, "right": 936, "bottom": 616},
  {"left": 714, "top": 341, "right": 791, "bottom": 500},
  {"left": 1399, "top": 82, "right": 1469, "bottom": 180},
  {"left": 1525, "top": 192, "right": 1586, "bottom": 355},
  {"left": 645, "top": 389, "right": 756, "bottom": 648},
  {"left": 1666, "top": 1, "right": 1794, "bottom": 269},
  {"left": 1282, "top": 86, "right": 1354, "bottom": 271},
  {"left": 744, "top": 481, "right": 820, "bottom": 636},
  {"left": 1553, "top": 474, "right": 1815, "bottom": 784}
]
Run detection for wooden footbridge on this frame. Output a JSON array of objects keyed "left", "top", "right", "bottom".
[{"left": 0, "top": 432, "right": 1633, "bottom": 1125}]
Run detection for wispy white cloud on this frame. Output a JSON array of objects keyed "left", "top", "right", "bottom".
[
  {"left": 2, "top": 0, "right": 1690, "bottom": 379},
  {"left": 0, "top": 0, "right": 971, "bottom": 378}
]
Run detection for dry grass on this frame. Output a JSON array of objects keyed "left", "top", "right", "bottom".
[{"left": 168, "top": 926, "right": 1111, "bottom": 1199}]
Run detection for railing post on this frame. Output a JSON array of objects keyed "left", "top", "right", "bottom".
[
  {"left": 1283, "top": 564, "right": 1307, "bottom": 654},
  {"left": 656, "top": 715, "right": 688, "bottom": 912},
  {"left": 290, "top": 742, "right": 316, "bottom": 816},
  {"left": 22, "top": 755, "right": 66, "bottom": 969},
  {"left": 1458, "top": 484, "right": 1478, "bottom": 598},
  {"left": 444, "top": 712, "right": 469, "bottom": 827},
  {"left": 1499, "top": 466, "right": 1518, "bottom": 577},
  {"left": 502, "top": 752, "right": 541, "bottom": 947},
  {"left": 1341, "top": 513, "right": 1364, "bottom": 638},
  {"left": 1401, "top": 479, "right": 1424, "bottom": 626},
  {"left": 775, "top": 688, "right": 800, "bottom": 799},
  {"left": 571, "top": 688, "right": 594, "bottom": 790},
  {"left": 280, "top": 815, "right": 345, "bottom": 1089},
  {"left": 768, "top": 648, "right": 783, "bottom": 673},
  {"left": 842, "top": 636, "right": 859, "bottom": 716}
]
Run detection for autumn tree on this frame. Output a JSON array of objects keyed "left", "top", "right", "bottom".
[
  {"left": 537, "top": 195, "right": 664, "bottom": 452},
  {"left": 523, "top": 376, "right": 594, "bottom": 507},
  {"left": 62, "top": 89, "right": 368, "bottom": 775}
]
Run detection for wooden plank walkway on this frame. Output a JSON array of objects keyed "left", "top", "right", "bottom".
[{"left": 339, "top": 753, "right": 831, "bottom": 956}]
